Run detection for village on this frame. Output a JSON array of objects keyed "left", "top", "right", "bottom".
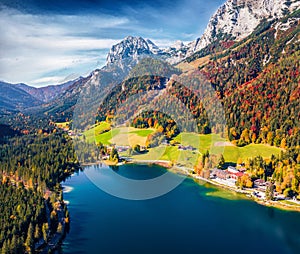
[
  {"left": 210, "top": 166, "right": 270, "bottom": 199},
  {"left": 205, "top": 165, "right": 300, "bottom": 205},
  {"left": 103, "top": 143, "right": 300, "bottom": 207},
  {"left": 64, "top": 126, "right": 300, "bottom": 209}
]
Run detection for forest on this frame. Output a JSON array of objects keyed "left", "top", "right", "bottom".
[
  {"left": 93, "top": 10, "right": 300, "bottom": 198},
  {"left": 0, "top": 130, "right": 81, "bottom": 253},
  {"left": 0, "top": 7, "right": 299, "bottom": 253}
]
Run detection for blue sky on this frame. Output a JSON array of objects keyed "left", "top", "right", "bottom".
[{"left": 0, "top": 0, "right": 225, "bottom": 87}]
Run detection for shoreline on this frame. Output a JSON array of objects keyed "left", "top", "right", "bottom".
[
  {"left": 171, "top": 165, "right": 300, "bottom": 212},
  {"left": 35, "top": 199, "right": 68, "bottom": 253},
  {"left": 79, "top": 159, "right": 300, "bottom": 212}
]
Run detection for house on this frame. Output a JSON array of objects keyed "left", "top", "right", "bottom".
[
  {"left": 68, "top": 130, "right": 75, "bottom": 136},
  {"left": 227, "top": 166, "right": 239, "bottom": 174},
  {"left": 254, "top": 179, "right": 266, "bottom": 187},
  {"left": 228, "top": 171, "right": 244, "bottom": 180},
  {"left": 178, "top": 145, "right": 184, "bottom": 150},
  {"left": 102, "top": 155, "right": 109, "bottom": 160},
  {"left": 186, "top": 145, "right": 195, "bottom": 151},
  {"left": 211, "top": 168, "right": 229, "bottom": 180},
  {"left": 254, "top": 179, "right": 269, "bottom": 191},
  {"left": 238, "top": 167, "right": 247, "bottom": 172}
]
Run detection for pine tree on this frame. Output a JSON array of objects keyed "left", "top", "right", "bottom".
[
  {"left": 42, "top": 223, "right": 49, "bottom": 242},
  {"left": 217, "top": 154, "right": 225, "bottom": 169},
  {"left": 25, "top": 222, "right": 34, "bottom": 253},
  {"left": 265, "top": 183, "right": 275, "bottom": 201},
  {"left": 1, "top": 240, "right": 8, "bottom": 254},
  {"left": 34, "top": 224, "right": 41, "bottom": 240}
]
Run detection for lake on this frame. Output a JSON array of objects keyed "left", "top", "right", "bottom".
[{"left": 60, "top": 164, "right": 300, "bottom": 254}]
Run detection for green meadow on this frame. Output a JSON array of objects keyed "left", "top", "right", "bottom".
[{"left": 84, "top": 123, "right": 282, "bottom": 165}]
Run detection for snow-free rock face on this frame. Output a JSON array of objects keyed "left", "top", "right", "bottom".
[
  {"left": 145, "top": 39, "right": 162, "bottom": 54},
  {"left": 192, "top": 0, "right": 300, "bottom": 52},
  {"left": 106, "top": 35, "right": 182, "bottom": 66},
  {"left": 106, "top": 36, "right": 155, "bottom": 66},
  {"left": 106, "top": 35, "right": 192, "bottom": 66},
  {"left": 162, "top": 41, "right": 190, "bottom": 64},
  {"left": 105, "top": 0, "right": 300, "bottom": 66}
]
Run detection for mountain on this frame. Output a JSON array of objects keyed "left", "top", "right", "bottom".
[
  {"left": 0, "top": 81, "right": 42, "bottom": 115},
  {"left": 190, "top": 0, "right": 300, "bottom": 53},
  {"left": 105, "top": 1, "right": 300, "bottom": 65},
  {"left": 96, "top": 58, "right": 181, "bottom": 125},
  {"left": 27, "top": 75, "right": 91, "bottom": 121},
  {"left": 181, "top": 7, "right": 300, "bottom": 146},
  {"left": 15, "top": 78, "right": 79, "bottom": 103},
  {"left": 0, "top": 78, "right": 80, "bottom": 117},
  {"left": 21, "top": 0, "right": 300, "bottom": 131},
  {"left": 93, "top": 6, "right": 300, "bottom": 147},
  {"left": 106, "top": 36, "right": 156, "bottom": 67},
  {"left": 105, "top": 36, "right": 189, "bottom": 66},
  {"left": 38, "top": 37, "right": 168, "bottom": 123}
]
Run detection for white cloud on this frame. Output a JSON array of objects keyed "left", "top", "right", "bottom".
[
  {"left": 0, "top": 7, "right": 127, "bottom": 86},
  {"left": 30, "top": 76, "right": 67, "bottom": 86},
  {"left": 0, "top": 2, "right": 211, "bottom": 87}
]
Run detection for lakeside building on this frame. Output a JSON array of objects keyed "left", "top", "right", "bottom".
[
  {"left": 211, "top": 167, "right": 245, "bottom": 182},
  {"left": 211, "top": 168, "right": 228, "bottom": 180},
  {"left": 227, "top": 166, "right": 239, "bottom": 174},
  {"left": 254, "top": 179, "right": 266, "bottom": 187}
]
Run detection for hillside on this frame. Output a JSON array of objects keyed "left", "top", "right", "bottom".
[
  {"left": 3, "top": 1, "right": 297, "bottom": 149},
  {"left": 33, "top": 39, "right": 183, "bottom": 124},
  {"left": 182, "top": 9, "right": 300, "bottom": 148},
  {"left": 0, "top": 81, "right": 42, "bottom": 115},
  {"left": 95, "top": 9, "right": 299, "bottom": 149},
  {"left": 188, "top": 0, "right": 300, "bottom": 55},
  {"left": 16, "top": 79, "right": 77, "bottom": 103}
]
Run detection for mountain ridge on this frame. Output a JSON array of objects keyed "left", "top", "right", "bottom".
[
  {"left": 0, "top": 81, "right": 42, "bottom": 115},
  {"left": 191, "top": 0, "right": 300, "bottom": 53},
  {"left": 15, "top": 78, "right": 80, "bottom": 103},
  {"left": 104, "top": 0, "right": 300, "bottom": 66},
  {"left": 2, "top": 0, "right": 299, "bottom": 127}
]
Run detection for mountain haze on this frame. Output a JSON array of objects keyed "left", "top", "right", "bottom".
[
  {"left": 0, "top": 81, "right": 42, "bottom": 115},
  {"left": 1, "top": 0, "right": 299, "bottom": 135},
  {"left": 16, "top": 79, "right": 78, "bottom": 103}
]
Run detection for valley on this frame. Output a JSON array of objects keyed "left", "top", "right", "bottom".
[
  {"left": 83, "top": 122, "right": 282, "bottom": 165},
  {"left": 0, "top": 0, "right": 299, "bottom": 253}
]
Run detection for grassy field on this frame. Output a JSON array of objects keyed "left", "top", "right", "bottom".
[
  {"left": 94, "top": 129, "right": 121, "bottom": 145},
  {"left": 129, "top": 129, "right": 154, "bottom": 137},
  {"left": 174, "top": 132, "right": 226, "bottom": 152},
  {"left": 84, "top": 122, "right": 111, "bottom": 143},
  {"left": 172, "top": 132, "right": 282, "bottom": 163},
  {"left": 109, "top": 127, "right": 154, "bottom": 146},
  {"left": 84, "top": 123, "right": 282, "bottom": 165},
  {"left": 222, "top": 144, "right": 282, "bottom": 163},
  {"left": 130, "top": 134, "right": 282, "bottom": 168},
  {"left": 84, "top": 123, "right": 155, "bottom": 146},
  {"left": 131, "top": 145, "right": 200, "bottom": 168}
]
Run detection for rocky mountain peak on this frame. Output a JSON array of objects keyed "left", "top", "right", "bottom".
[
  {"left": 193, "top": 0, "right": 300, "bottom": 52},
  {"left": 170, "top": 40, "right": 185, "bottom": 50},
  {"left": 145, "top": 39, "right": 162, "bottom": 54},
  {"left": 105, "top": 0, "right": 300, "bottom": 66},
  {"left": 106, "top": 36, "right": 156, "bottom": 66}
]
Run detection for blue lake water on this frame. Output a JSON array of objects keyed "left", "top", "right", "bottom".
[{"left": 60, "top": 164, "right": 300, "bottom": 254}]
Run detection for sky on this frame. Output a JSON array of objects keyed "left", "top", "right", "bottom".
[{"left": 0, "top": 0, "right": 225, "bottom": 87}]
